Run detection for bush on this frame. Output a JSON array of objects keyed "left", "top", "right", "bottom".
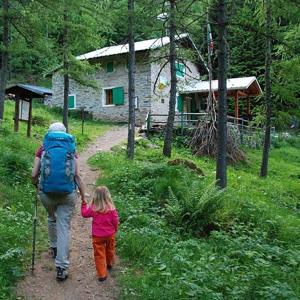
[
  {"left": 165, "top": 182, "right": 224, "bottom": 235},
  {"left": 31, "top": 115, "right": 51, "bottom": 127}
]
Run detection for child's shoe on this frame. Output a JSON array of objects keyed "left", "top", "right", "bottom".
[{"left": 98, "top": 277, "right": 107, "bottom": 282}]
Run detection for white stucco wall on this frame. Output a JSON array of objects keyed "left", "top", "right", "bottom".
[{"left": 150, "top": 53, "right": 201, "bottom": 122}]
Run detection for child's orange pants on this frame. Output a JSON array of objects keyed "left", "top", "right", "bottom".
[{"left": 92, "top": 235, "right": 115, "bottom": 278}]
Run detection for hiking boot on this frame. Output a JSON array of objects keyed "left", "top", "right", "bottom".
[
  {"left": 56, "top": 267, "right": 68, "bottom": 281},
  {"left": 50, "top": 247, "right": 57, "bottom": 259}
]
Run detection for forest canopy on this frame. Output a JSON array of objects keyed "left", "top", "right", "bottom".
[{"left": 1, "top": 0, "right": 299, "bottom": 129}]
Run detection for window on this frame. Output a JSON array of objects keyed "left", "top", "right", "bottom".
[
  {"left": 103, "top": 87, "right": 125, "bottom": 106},
  {"left": 68, "top": 94, "right": 76, "bottom": 109},
  {"left": 106, "top": 61, "right": 114, "bottom": 73},
  {"left": 105, "top": 89, "right": 113, "bottom": 105},
  {"left": 175, "top": 61, "right": 185, "bottom": 78}
]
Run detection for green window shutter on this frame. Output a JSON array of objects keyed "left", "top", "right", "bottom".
[
  {"left": 68, "top": 95, "right": 75, "bottom": 109},
  {"left": 177, "top": 95, "right": 183, "bottom": 112},
  {"left": 106, "top": 61, "right": 114, "bottom": 73},
  {"left": 112, "top": 87, "right": 124, "bottom": 105},
  {"left": 176, "top": 62, "right": 185, "bottom": 78}
]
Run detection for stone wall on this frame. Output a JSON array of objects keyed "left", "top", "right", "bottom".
[
  {"left": 51, "top": 52, "right": 152, "bottom": 125},
  {"left": 51, "top": 50, "right": 201, "bottom": 126}
]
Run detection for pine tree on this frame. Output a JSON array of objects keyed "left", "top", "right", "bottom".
[
  {"left": 260, "top": 0, "right": 272, "bottom": 177},
  {"left": 0, "top": 0, "right": 9, "bottom": 121},
  {"left": 216, "top": 0, "right": 228, "bottom": 188},
  {"left": 163, "top": 0, "right": 177, "bottom": 158},
  {"left": 127, "top": 0, "right": 136, "bottom": 159}
]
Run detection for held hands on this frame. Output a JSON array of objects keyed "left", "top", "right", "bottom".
[{"left": 81, "top": 192, "right": 90, "bottom": 204}]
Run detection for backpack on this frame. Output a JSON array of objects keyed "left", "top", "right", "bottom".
[{"left": 40, "top": 132, "right": 76, "bottom": 194}]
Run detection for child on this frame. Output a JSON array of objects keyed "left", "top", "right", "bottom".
[{"left": 81, "top": 186, "right": 119, "bottom": 282}]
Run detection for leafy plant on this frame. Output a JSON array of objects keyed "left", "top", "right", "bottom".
[{"left": 165, "top": 182, "right": 224, "bottom": 235}]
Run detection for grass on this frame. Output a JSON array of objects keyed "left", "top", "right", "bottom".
[
  {"left": 90, "top": 135, "right": 300, "bottom": 299},
  {"left": 0, "top": 100, "right": 113, "bottom": 299},
  {"left": 5, "top": 100, "right": 113, "bottom": 152}
]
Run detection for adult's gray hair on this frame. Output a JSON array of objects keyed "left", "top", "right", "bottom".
[{"left": 48, "top": 122, "right": 66, "bottom": 133}]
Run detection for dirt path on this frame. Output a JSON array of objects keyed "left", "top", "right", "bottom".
[{"left": 18, "top": 126, "right": 128, "bottom": 300}]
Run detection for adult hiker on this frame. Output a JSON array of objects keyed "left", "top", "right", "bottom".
[{"left": 31, "top": 122, "right": 85, "bottom": 281}]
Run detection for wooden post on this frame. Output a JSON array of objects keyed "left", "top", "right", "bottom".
[
  {"left": 27, "top": 99, "right": 32, "bottom": 137},
  {"left": 14, "top": 94, "right": 20, "bottom": 132},
  {"left": 81, "top": 107, "right": 85, "bottom": 135},
  {"left": 146, "top": 113, "right": 150, "bottom": 137},
  {"left": 247, "top": 97, "right": 251, "bottom": 117},
  {"left": 234, "top": 91, "right": 239, "bottom": 122},
  {"left": 181, "top": 111, "right": 184, "bottom": 135}
]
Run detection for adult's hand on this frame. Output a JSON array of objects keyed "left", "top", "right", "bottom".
[{"left": 31, "top": 157, "right": 40, "bottom": 186}]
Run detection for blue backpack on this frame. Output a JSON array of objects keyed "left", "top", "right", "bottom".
[{"left": 40, "top": 132, "right": 76, "bottom": 194}]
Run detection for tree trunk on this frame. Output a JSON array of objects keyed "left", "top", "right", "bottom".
[
  {"left": 127, "top": 0, "right": 136, "bottom": 159},
  {"left": 62, "top": 6, "right": 69, "bottom": 132},
  {"left": 0, "top": 0, "right": 9, "bottom": 121},
  {"left": 260, "top": 0, "right": 272, "bottom": 177},
  {"left": 163, "top": 0, "right": 177, "bottom": 157},
  {"left": 216, "top": 0, "right": 228, "bottom": 188}
]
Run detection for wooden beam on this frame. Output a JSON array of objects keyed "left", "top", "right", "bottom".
[
  {"left": 27, "top": 99, "right": 32, "bottom": 137},
  {"left": 14, "top": 94, "right": 20, "bottom": 132},
  {"left": 237, "top": 90, "right": 248, "bottom": 97}
]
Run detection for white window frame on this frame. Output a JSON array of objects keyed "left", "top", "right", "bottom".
[
  {"left": 102, "top": 87, "right": 117, "bottom": 107},
  {"left": 68, "top": 94, "right": 76, "bottom": 110}
]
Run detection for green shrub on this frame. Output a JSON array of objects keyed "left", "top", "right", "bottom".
[
  {"left": 165, "top": 182, "right": 224, "bottom": 235},
  {"left": 31, "top": 115, "right": 51, "bottom": 127}
]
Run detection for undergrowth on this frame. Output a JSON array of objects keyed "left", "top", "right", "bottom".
[{"left": 90, "top": 135, "right": 300, "bottom": 299}]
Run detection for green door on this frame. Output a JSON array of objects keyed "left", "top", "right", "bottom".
[{"left": 177, "top": 95, "right": 184, "bottom": 112}]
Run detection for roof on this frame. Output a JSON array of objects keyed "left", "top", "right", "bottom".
[
  {"left": 180, "top": 76, "right": 262, "bottom": 97},
  {"left": 5, "top": 84, "right": 52, "bottom": 99},
  {"left": 76, "top": 33, "right": 189, "bottom": 60}
]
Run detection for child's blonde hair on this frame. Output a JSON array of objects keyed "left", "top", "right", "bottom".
[{"left": 92, "top": 186, "right": 115, "bottom": 212}]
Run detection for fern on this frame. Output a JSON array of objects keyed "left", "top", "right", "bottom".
[
  {"left": 165, "top": 182, "right": 224, "bottom": 235},
  {"left": 165, "top": 187, "right": 184, "bottom": 227}
]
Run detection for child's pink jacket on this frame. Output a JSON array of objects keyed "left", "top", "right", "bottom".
[{"left": 81, "top": 203, "right": 119, "bottom": 238}]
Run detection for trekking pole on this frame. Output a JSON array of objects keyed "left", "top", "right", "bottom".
[{"left": 31, "top": 188, "right": 38, "bottom": 274}]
